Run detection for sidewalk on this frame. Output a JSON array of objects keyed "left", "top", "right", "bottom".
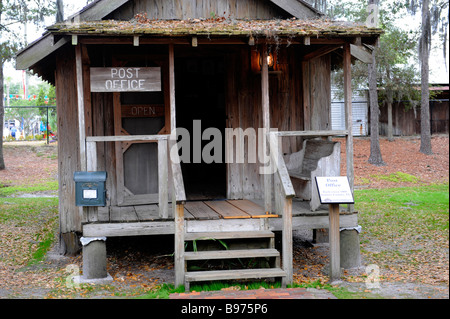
[{"left": 170, "top": 287, "right": 337, "bottom": 299}]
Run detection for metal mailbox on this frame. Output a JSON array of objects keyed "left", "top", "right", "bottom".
[{"left": 74, "top": 171, "right": 107, "bottom": 207}]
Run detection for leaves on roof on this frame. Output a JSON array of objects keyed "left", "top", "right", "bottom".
[{"left": 50, "top": 13, "right": 383, "bottom": 38}]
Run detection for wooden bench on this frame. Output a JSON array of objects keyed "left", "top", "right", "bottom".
[{"left": 284, "top": 139, "right": 341, "bottom": 211}]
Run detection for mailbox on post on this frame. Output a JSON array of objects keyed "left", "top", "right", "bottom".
[{"left": 74, "top": 171, "right": 107, "bottom": 207}]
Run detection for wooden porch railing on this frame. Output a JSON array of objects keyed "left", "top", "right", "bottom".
[
  {"left": 267, "top": 129, "right": 349, "bottom": 286},
  {"left": 85, "top": 134, "right": 186, "bottom": 219},
  {"left": 170, "top": 138, "right": 187, "bottom": 288},
  {"left": 85, "top": 134, "right": 187, "bottom": 287},
  {"left": 267, "top": 132, "right": 295, "bottom": 286}
]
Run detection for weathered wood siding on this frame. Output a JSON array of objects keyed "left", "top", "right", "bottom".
[
  {"left": 91, "top": 92, "right": 117, "bottom": 206},
  {"left": 302, "top": 54, "right": 331, "bottom": 131},
  {"left": 106, "top": 0, "right": 291, "bottom": 20},
  {"left": 56, "top": 46, "right": 82, "bottom": 236}
]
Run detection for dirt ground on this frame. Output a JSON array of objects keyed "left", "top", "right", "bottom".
[
  {"left": 339, "top": 135, "right": 449, "bottom": 189},
  {"left": 0, "top": 136, "right": 448, "bottom": 299}
]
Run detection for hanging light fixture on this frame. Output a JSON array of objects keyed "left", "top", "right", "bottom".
[{"left": 259, "top": 51, "right": 275, "bottom": 71}]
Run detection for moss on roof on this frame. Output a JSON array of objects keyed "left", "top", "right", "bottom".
[{"left": 49, "top": 16, "right": 383, "bottom": 38}]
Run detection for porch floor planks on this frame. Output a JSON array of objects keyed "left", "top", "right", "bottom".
[
  {"left": 169, "top": 203, "right": 195, "bottom": 220},
  {"left": 101, "top": 199, "right": 296, "bottom": 223},
  {"left": 184, "top": 201, "right": 218, "bottom": 220},
  {"left": 203, "top": 200, "right": 251, "bottom": 219},
  {"left": 134, "top": 205, "right": 159, "bottom": 221},
  {"left": 110, "top": 206, "right": 139, "bottom": 222},
  {"left": 133, "top": 204, "right": 195, "bottom": 221},
  {"left": 226, "top": 199, "right": 278, "bottom": 218}
]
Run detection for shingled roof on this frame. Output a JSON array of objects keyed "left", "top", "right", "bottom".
[{"left": 48, "top": 16, "right": 382, "bottom": 38}]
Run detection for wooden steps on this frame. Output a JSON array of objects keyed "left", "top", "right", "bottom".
[
  {"left": 185, "top": 268, "right": 286, "bottom": 283},
  {"left": 183, "top": 230, "right": 286, "bottom": 291},
  {"left": 184, "top": 248, "right": 280, "bottom": 261},
  {"left": 185, "top": 230, "right": 274, "bottom": 241}
]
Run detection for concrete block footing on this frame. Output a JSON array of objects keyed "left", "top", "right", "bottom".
[
  {"left": 80, "top": 236, "right": 110, "bottom": 282},
  {"left": 340, "top": 229, "right": 361, "bottom": 269},
  {"left": 73, "top": 273, "right": 113, "bottom": 285}
]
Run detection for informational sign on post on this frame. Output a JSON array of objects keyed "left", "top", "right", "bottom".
[{"left": 315, "top": 176, "right": 354, "bottom": 205}]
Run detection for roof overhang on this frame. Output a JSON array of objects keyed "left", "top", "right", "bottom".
[
  {"left": 15, "top": 17, "right": 382, "bottom": 83},
  {"left": 46, "top": 18, "right": 382, "bottom": 39}
]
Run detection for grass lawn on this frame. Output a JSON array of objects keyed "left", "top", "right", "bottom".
[
  {"left": 353, "top": 183, "right": 449, "bottom": 285},
  {"left": 0, "top": 197, "right": 59, "bottom": 266}
]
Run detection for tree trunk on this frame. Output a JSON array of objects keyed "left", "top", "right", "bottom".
[
  {"left": 56, "top": 0, "right": 64, "bottom": 22},
  {"left": 385, "top": 65, "right": 393, "bottom": 141},
  {"left": 420, "top": 0, "right": 432, "bottom": 155},
  {"left": 387, "top": 101, "right": 393, "bottom": 140},
  {"left": 368, "top": 39, "right": 385, "bottom": 166},
  {"left": 0, "top": 64, "right": 5, "bottom": 170}
]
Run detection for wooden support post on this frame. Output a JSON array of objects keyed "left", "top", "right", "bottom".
[
  {"left": 86, "top": 141, "right": 97, "bottom": 172},
  {"left": 169, "top": 44, "right": 176, "bottom": 132},
  {"left": 158, "top": 139, "right": 168, "bottom": 218},
  {"left": 328, "top": 203, "right": 341, "bottom": 282},
  {"left": 174, "top": 202, "right": 185, "bottom": 288},
  {"left": 343, "top": 43, "right": 354, "bottom": 213},
  {"left": 282, "top": 197, "right": 293, "bottom": 287},
  {"left": 113, "top": 92, "right": 125, "bottom": 205},
  {"left": 302, "top": 61, "right": 311, "bottom": 131},
  {"left": 86, "top": 141, "right": 98, "bottom": 223},
  {"left": 261, "top": 45, "right": 272, "bottom": 214},
  {"left": 133, "top": 35, "right": 139, "bottom": 46},
  {"left": 274, "top": 136, "right": 283, "bottom": 218},
  {"left": 75, "top": 45, "right": 86, "bottom": 171},
  {"left": 304, "top": 36, "right": 311, "bottom": 45}
]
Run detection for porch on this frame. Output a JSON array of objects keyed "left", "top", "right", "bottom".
[
  {"left": 81, "top": 127, "right": 357, "bottom": 288},
  {"left": 82, "top": 198, "right": 358, "bottom": 237}
]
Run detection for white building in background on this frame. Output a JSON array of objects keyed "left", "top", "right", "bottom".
[{"left": 331, "top": 88, "right": 369, "bottom": 136}]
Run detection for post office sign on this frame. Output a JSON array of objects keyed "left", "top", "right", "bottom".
[
  {"left": 315, "top": 176, "right": 354, "bottom": 204},
  {"left": 90, "top": 67, "right": 161, "bottom": 92}
]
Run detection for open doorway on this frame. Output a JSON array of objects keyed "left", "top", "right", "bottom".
[{"left": 175, "top": 56, "right": 226, "bottom": 200}]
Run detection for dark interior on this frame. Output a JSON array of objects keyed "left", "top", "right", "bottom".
[{"left": 175, "top": 55, "right": 226, "bottom": 200}]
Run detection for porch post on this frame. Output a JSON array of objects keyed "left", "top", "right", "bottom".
[
  {"left": 169, "top": 43, "right": 176, "bottom": 132},
  {"left": 169, "top": 43, "right": 185, "bottom": 288},
  {"left": 75, "top": 44, "right": 87, "bottom": 171},
  {"left": 261, "top": 44, "right": 272, "bottom": 214},
  {"left": 282, "top": 197, "right": 293, "bottom": 286},
  {"left": 75, "top": 44, "right": 89, "bottom": 228},
  {"left": 174, "top": 202, "right": 185, "bottom": 288},
  {"left": 328, "top": 203, "right": 341, "bottom": 282},
  {"left": 343, "top": 43, "right": 354, "bottom": 212}
]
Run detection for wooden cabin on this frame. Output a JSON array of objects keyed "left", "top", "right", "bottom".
[{"left": 16, "top": 0, "right": 381, "bottom": 288}]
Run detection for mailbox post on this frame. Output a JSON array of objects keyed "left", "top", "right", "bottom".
[{"left": 73, "top": 171, "right": 111, "bottom": 283}]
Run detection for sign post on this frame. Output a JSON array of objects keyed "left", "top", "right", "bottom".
[{"left": 315, "top": 176, "right": 354, "bottom": 282}]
